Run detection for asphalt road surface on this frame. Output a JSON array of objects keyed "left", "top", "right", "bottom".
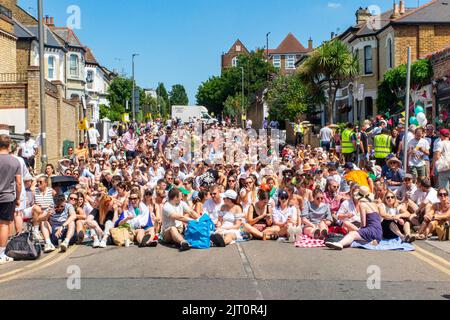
[{"left": 0, "top": 240, "right": 449, "bottom": 300}]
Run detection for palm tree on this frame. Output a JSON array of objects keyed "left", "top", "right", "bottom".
[{"left": 298, "top": 40, "right": 359, "bottom": 124}]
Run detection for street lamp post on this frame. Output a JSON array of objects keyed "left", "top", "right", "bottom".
[
  {"left": 131, "top": 53, "right": 139, "bottom": 122},
  {"left": 403, "top": 47, "right": 412, "bottom": 172},
  {"left": 266, "top": 32, "right": 271, "bottom": 57},
  {"left": 37, "top": 0, "right": 47, "bottom": 172}
]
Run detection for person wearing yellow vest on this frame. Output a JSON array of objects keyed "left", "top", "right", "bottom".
[
  {"left": 341, "top": 123, "right": 357, "bottom": 163},
  {"left": 373, "top": 128, "right": 392, "bottom": 167},
  {"left": 294, "top": 119, "right": 305, "bottom": 146}
]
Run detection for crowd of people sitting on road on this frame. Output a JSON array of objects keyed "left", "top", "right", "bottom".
[{"left": 0, "top": 115, "right": 449, "bottom": 264}]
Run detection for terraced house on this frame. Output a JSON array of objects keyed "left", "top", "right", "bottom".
[{"left": 337, "top": 0, "right": 450, "bottom": 123}]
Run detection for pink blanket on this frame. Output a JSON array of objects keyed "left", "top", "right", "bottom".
[{"left": 295, "top": 235, "right": 326, "bottom": 248}]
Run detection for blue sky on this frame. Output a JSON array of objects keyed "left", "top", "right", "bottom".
[{"left": 18, "top": 0, "right": 423, "bottom": 103}]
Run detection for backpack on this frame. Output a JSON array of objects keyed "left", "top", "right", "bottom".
[
  {"left": 5, "top": 232, "right": 42, "bottom": 261},
  {"left": 184, "top": 214, "right": 216, "bottom": 249},
  {"left": 436, "top": 222, "right": 450, "bottom": 241}
]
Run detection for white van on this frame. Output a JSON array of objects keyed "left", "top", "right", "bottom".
[{"left": 171, "top": 106, "right": 218, "bottom": 124}]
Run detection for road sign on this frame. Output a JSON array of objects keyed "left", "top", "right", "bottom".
[{"left": 357, "top": 84, "right": 365, "bottom": 101}]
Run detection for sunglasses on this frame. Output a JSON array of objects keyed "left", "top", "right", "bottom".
[
  {"left": 386, "top": 196, "right": 395, "bottom": 200},
  {"left": 228, "top": 179, "right": 236, "bottom": 183},
  {"left": 211, "top": 193, "right": 218, "bottom": 196},
  {"left": 315, "top": 197, "right": 324, "bottom": 201},
  {"left": 69, "top": 197, "right": 78, "bottom": 201},
  {"left": 279, "top": 197, "right": 289, "bottom": 201},
  {"left": 438, "top": 193, "right": 448, "bottom": 197},
  {"left": 130, "top": 197, "right": 139, "bottom": 201}
]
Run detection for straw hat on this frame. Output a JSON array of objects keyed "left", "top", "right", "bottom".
[
  {"left": 303, "top": 164, "right": 312, "bottom": 171},
  {"left": 354, "top": 186, "right": 374, "bottom": 202},
  {"left": 387, "top": 157, "right": 402, "bottom": 166}
]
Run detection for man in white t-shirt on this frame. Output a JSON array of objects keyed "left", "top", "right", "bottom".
[
  {"left": 407, "top": 127, "right": 429, "bottom": 180},
  {"left": 203, "top": 185, "right": 223, "bottom": 224},
  {"left": 87, "top": 123, "right": 100, "bottom": 152},
  {"left": 406, "top": 178, "right": 438, "bottom": 236},
  {"left": 319, "top": 125, "right": 333, "bottom": 152},
  {"left": 18, "top": 130, "right": 38, "bottom": 170},
  {"left": 161, "top": 188, "right": 199, "bottom": 251}
]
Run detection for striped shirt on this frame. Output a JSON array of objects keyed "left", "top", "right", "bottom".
[{"left": 35, "top": 187, "right": 54, "bottom": 209}]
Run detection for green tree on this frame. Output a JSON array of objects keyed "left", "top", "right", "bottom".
[
  {"left": 156, "top": 83, "right": 170, "bottom": 117},
  {"left": 196, "top": 75, "right": 229, "bottom": 117},
  {"left": 266, "top": 74, "right": 308, "bottom": 122},
  {"left": 169, "top": 84, "right": 189, "bottom": 106},
  {"left": 196, "top": 50, "right": 276, "bottom": 119},
  {"left": 298, "top": 40, "right": 359, "bottom": 124},
  {"left": 377, "top": 59, "right": 433, "bottom": 115},
  {"left": 106, "top": 77, "right": 133, "bottom": 121}
]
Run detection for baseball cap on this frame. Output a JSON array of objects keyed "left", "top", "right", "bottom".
[
  {"left": 439, "top": 129, "right": 450, "bottom": 137},
  {"left": 223, "top": 190, "right": 238, "bottom": 200},
  {"left": 278, "top": 190, "right": 289, "bottom": 200}
]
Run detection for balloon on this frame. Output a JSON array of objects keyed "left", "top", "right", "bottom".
[
  {"left": 415, "top": 106, "right": 425, "bottom": 115},
  {"left": 419, "top": 118, "right": 428, "bottom": 127},
  {"left": 409, "top": 117, "right": 419, "bottom": 126},
  {"left": 416, "top": 112, "right": 426, "bottom": 122}
]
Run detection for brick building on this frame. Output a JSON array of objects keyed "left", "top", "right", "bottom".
[
  {"left": 221, "top": 33, "right": 313, "bottom": 75},
  {"left": 336, "top": 0, "right": 450, "bottom": 124},
  {"left": 428, "top": 47, "right": 450, "bottom": 124},
  {"left": 0, "top": 0, "right": 79, "bottom": 168}
]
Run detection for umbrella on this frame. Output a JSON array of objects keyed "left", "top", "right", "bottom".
[{"left": 51, "top": 176, "right": 78, "bottom": 188}]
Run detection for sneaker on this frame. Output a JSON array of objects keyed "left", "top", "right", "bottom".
[
  {"left": 147, "top": 241, "right": 158, "bottom": 247},
  {"left": 0, "top": 255, "right": 14, "bottom": 265},
  {"left": 60, "top": 241, "right": 68, "bottom": 252},
  {"left": 92, "top": 239, "right": 100, "bottom": 248},
  {"left": 99, "top": 239, "right": 107, "bottom": 248},
  {"left": 179, "top": 241, "right": 192, "bottom": 252},
  {"left": 76, "top": 231, "right": 85, "bottom": 245},
  {"left": 32, "top": 231, "right": 43, "bottom": 242},
  {"left": 325, "top": 242, "right": 343, "bottom": 250},
  {"left": 44, "top": 243, "right": 56, "bottom": 253}
]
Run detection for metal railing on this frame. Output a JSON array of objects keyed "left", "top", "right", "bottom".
[{"left": 0, "top": 73, "right": 28, "bottom": 83}]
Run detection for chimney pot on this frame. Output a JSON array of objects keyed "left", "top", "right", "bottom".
[
  {"left": 308, "top": 37, "right": 313, "bottom": 50},
  {"left": 49, "top": 17, "right": 54, "bottom": 26},
  {"left": 399, "top": 0, "right": 405, "bottom": 14},
  {"left": 391, "top": 2, "right": 400, "bottom": 19}
]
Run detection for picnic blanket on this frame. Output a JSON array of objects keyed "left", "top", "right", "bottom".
[
  {"left": 295, "top": 235, "right": 326, "bottom": 248},
  {"left": 351, "top": 238, "right": 415, "bottom": 251}
]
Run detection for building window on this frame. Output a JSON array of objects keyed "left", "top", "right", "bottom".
[
  {"left": 364, "top": 46, "right": 373, "bottom": 74},
  {"left": 387, "top": 38, "right": 393, "bottom": 69},
  {"left": 231, "top": 56, "right": 238, "bottom": 67},
  {"left": 285, "top": 55, "right": 296, "bottom": 69},
  {"left": 48, "top": 56, "right": 55, "bottom": 79},
  {"left": 70, "top": 54, "right": 79, "bottom": 77},
  {"left": 273, "top": 55, "right": 281, "bottom": 68},
  {"left": 236, "top": 45, "right": 241, "bottom": 52},
  {"left": 87, "top": 70, "right": 94, "bottom": 83},
  {"left": 365, "top": 97, "right": 373, "bottom": 117}
]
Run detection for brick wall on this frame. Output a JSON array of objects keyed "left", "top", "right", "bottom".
[
  {"left": 395, "top": 25, "right": 450, "bottom": 66},
  {"left": 16, "top": 40, "right": 31, "bottom": 74},
  {"left": 0, "top": 0, "right": 37, "bottom": 25},
  {"left": 394, "top": 25, "right": 419, "bottom": 66},
  {"left": 0, "top": 31, "right": 16, "bottom": 74},
  {"left": 0, "top": 83, "right": 26, "bottom": 108}
]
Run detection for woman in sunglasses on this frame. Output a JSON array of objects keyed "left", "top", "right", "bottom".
[
  {"left": 225, "top": 175, "right": 239, "bottom": 193},
  {"left": 271, "top": 190, "right": 299, "bottom": 240},
  {"left": 379, "top": 190, "right": 415, "bottom": 243},
  {"left": 117, "top": 191, "right": 157, "bottom": 247},
  {"left": 302, "top": 189, "right": 333, "bottom": 239},
  {"left": 417, "top": 188, "right": 450, "bottom": 239},
  {"left": 243, "top": 190, "right": 278, "bottom": 241}
]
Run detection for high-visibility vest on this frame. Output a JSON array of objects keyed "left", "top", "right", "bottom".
[
  {"left": 374, "top": 134, "right": 392, "bottom": 159},
  {"left": 294, "top": 124, "right": 304, "bottom": 134},
  {"left": 341, "top": 129, "right": 355, "bottom": 154}
]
